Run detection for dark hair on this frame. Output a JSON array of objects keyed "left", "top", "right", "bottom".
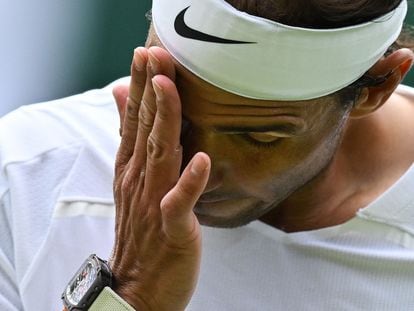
[
  {"left": 225, "top": 0, "right": 413, "bottom": 108},
  {"left": 225, "top": 0, "right": 404, "bottom": 29}
]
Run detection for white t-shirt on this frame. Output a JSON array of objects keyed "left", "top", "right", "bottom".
[{"left": 1, "top": 80, "right": 413, "bottom": 311}]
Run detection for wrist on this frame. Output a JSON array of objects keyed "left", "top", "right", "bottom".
[
  {"left": 113, "top": 284, "right": 151, "bottom": 311},
  {"left": 88, "top": 287, "right": 136, "bottom": 311},
  {"left": 111, "top": 270, "right": 151, "bottom": 311}
]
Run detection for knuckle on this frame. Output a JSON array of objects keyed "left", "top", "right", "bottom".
[
  {"left": 125, "top": 98, "right": 139, "bottom": 121},
  {"left": 120, "top": 170, "right": 139, "bottom": 196},
  {"left": 128, "top": 93, "right": 141, "bottom": 109},
  {"left": 117, "top": 139, "right": 136, "bottom": 158},
  {"left": 156, "top": 104, "right": 169, "bottom": 122},
  {"left": 141, "top": 98, "right": 156, "bottom": 115},
  {"left": 131, "top": 63, "right": 146, "bottom": 79},
  {"left": 120, "top": 177, "right": 133, "bottom": 196},
  {"left": 115, "top": 150, "right": 132, "bottom": 169},
  {"left": 138, "top": 101, "right": 155, "bottom": 132},
  {"left": 147, "top": 134, "right": 168, "bottom": 162},
  {"left": 114, "top": 161, "right": 126, "bottom": 178}
]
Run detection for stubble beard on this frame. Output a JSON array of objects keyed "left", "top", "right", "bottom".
[{"left": 196, "top": 111, "right": 349, "bottom": 229}]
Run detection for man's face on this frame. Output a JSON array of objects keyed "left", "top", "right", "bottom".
[{"left": 148, "top": 30, "right": 351, "bottom": 228}]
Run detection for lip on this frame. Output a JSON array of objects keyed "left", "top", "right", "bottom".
[
  {"left": 197, "top": 197, "right": 227, "bottom": 204},
  {"left": 197, "top": 192, "right": 246, "bottom": 204},
  {"left": 194, "top": 197, "right": 253, "bottom": 214},
  {"left": 193, "top": 197, "right": 264, "bottom": 225}
]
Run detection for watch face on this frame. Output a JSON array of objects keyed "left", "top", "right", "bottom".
[{"left": 66, "top": 257, "right": 98, "bottom": 306}]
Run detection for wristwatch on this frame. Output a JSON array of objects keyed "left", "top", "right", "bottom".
[{"left": 62, "top": 254, "right": 136, "bottom": 310}]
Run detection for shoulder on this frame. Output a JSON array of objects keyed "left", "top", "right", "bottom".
[
  {"left": 0, "top": 81, "right": 123, "bottom": 166},
  {"left": 396, "top": 84, "right": 414, "bottom": 94},
  {"left": 0, "top": 78, "right": 128, "bottom": 201},
  {"left": 357, "top": 163, "right": 414, "bottom": 239},
  {"left": 395, "top": 84, "right": 414, "bottom": 104}
]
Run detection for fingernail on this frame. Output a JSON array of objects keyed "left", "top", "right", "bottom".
[
  {"left": 134, "top": 47, "right": 146, "bottom": 71},
  {"left": 152, "top": 78, "right": 164, "bottom": 100},
  {"left": 191, "top": 156, "right": 208, "bottom": 176},
  {"left": 148, "top": 50, "right": 161, "bottom": 74}
]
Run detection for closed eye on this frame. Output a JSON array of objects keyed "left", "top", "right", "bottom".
[
  {"left": 241, "top": 132, "right": 285, "bottom": 148},
  {"left": 247, "top": 132, "right": 282, "bottom": 142}
]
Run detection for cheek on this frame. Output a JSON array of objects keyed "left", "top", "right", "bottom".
[
  {"left": 182, "top": 125, "right": 341, "bottom": 193},
  {"left": 217, "top": 132, "right": 339, "bottom": 192},
  {"left": 204, "top": 134, "right": 314, "bottom": 185},
  {"left": 227, "top": 138, "right": 313, "bottom": 177}
]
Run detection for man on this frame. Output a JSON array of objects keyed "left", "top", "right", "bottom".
[{"left": 1, "top": 0, "right": 414, "bottom": 310}]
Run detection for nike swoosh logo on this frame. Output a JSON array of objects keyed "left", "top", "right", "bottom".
[{"left": 174, "top": 6, "right": 256, "bottom": 44}]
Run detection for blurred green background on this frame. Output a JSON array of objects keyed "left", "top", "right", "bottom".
[
  {"left": 85, "top": 1, "right": 152, "bottom": 90},
  {"left": 0, "top": 0, "right": 413, "bottom": 116}
]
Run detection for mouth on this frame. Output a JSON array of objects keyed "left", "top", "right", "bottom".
[
  {"left": 195, "top": 196, "right": 254, "bottom": 216},
  {"left": 194, "top": 197, "right": 270, "bottom": 228},
  {"left": 197, "top": 191, "right": 246, "bottom": 204},
  {"left": 197, "top": 197, "right": 227, "bottom": 204}
]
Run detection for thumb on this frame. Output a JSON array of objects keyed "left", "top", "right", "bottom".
[{"left": 160, "top": 152, "right": 211, "bottom": 243}]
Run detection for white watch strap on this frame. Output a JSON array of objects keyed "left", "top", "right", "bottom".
[{"left": 89, "top": 287, "right": 136, "bottom": 311}]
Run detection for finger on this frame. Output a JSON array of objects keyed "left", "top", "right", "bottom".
[
  {"left": 132, "top": 47, "right": 176, "bottom": 170},
  {"left": 117, "top": 47, "right": 148, "bottom": 166},
  {"left": 144, "top": 75, "right": 182, "bottom": 199},
  {"left": 112, "top": 83, "right": 129, "bottom": 135},
  {"left": 160, "top": 152, "right": 211, "bottom": 241}
]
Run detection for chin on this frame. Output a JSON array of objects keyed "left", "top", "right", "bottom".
[{"left": 194, "top": 199, "right": 274, "bottom": 228}]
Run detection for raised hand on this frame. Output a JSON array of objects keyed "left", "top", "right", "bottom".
[{"left": 110, "top": 46, "right": 211, "bottom": 311}]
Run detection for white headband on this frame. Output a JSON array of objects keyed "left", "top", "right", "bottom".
[{"left": 152, "top": 0, "right": 407, "bottom": 100}]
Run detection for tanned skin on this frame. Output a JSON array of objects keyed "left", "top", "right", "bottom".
[{"left": 106, "top": 29, "right": 413, "bottom": 310}]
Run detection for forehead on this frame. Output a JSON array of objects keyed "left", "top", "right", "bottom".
[{"left": 146, "top": 26, "right": 337, "bottom": 119}]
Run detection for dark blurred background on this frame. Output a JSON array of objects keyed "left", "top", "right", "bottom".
[{"left": 0, "top": 0, "right": 413, "bottom": 116}]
